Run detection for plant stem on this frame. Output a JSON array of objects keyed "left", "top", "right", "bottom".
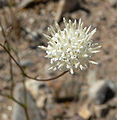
[
  {"left": 0, "top": 91, "right": 30, "bottom": 120},
  {"left": 0, "top": 43, "right": 69, "bottom": 81}
]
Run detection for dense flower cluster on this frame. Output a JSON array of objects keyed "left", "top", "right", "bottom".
[{"left": 39, "top": 18, "right": 101, "bottom": 74}]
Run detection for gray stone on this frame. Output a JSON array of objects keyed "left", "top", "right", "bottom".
[
  {"left": 108, "top": 0, "right": 117, "bottom": 8},
  {"left": 56, "top": 79, "right": 81, "bottom": 99},
  {"left": 12, "top": 84, "right": 43, "bottom": 120},
  {"left": 20, "top": 59, "right": 34, "bottom": 68},
  {"left": 113, "top": 1, "right": 117, "bottom": 8},
  {"left": 4, "top": 75, "right": 11, "bottom": 82},
  {"left": 26, "top": 80, "right": 54, "bottom": 110},
  {"left": 70, "top": 114, "right": 85, "bottom": 120},
  {"left": 89, "top": 80, "right": 117, "bottom": 105},
  {"left": 109, "top": 117, "right": 117, "bottom": 120},
  {"left": 18, "top": 0, "right": 34, "bottom": 9},
  {"left": 93, "top": 104, "right": 109, "bottom": 118},
  {"left": 0, "top": 61, "right": 4, "bottom": 69},
  {"left": 87, "top": 70, "right": 97, "bottom": 86}
]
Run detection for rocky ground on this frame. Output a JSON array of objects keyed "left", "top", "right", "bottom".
[{"left": 0, "top": 0, "right": 117, "bottom": 120}]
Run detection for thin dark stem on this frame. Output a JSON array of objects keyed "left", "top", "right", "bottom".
[
  {"left": 0, "top": 19, "right": 68, "bottom": 82},
  {"left": 1, "top": 8, "right": 29, "bottom": 120},
  {"left": 11, "top": 47, "right": 20, "bottom": 62},
  {"left": 0, "top": 20, "right": 14, "bottom": 95},
  {"left": 0, "top": 92, "right": 30, "bottom": 120},
  {"left": 9, "top": 57, "right": 14, "bottom": 96},
  {"left": 2, "top": 10, "right": 21, "bottom": 63},
  {"left": 0, "top": 43, "right": 69, "bottom": 81},
  {"left": 22, "top": 76, "right": 28, "bottom": 110},
  {"left": 25, "top": 70, "right": 69, "bottom": 81},
  {"left": 24, "top": 107, "right": 30, "bottom": 120},
  {"left": 0, "top": 43, "right": 25, "bottom": 73},
  {"left": 0, "top": 92, "right": 24, "bottom": 107}
]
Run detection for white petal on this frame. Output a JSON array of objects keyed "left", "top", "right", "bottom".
[
  {"left": 89, "top": 61, "right": 98, "bottom": 64},
  {"left": 75, "top": 62, "right": 80, "bottom": 68},
  {"left": 38, "top": 46, "right": 47, "bottom": 50},
  {"left": 80, "top": 65, "right": 85, "bottom": 70},
  {"left": 86, "top": 26, "right": 91, "bottom": 34},
  {"left": 91, "top": 50, "right": 100, "bottom": 53},
  {"left": 43, "top": 33, "right": 51, "bottom": 40},
  {"left": 70, "top": 68, "right": 74, "bottom": 74}
]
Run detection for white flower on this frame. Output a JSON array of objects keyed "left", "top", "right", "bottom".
[{"left": 39, "top": 18, "right": 101, "bottom": 74}]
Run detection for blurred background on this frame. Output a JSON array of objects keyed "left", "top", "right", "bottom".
[{"left": 0, "top": 0, "right": 117, "bottom": 120}]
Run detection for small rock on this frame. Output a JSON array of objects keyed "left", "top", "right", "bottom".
[
  {"left": 108, "top": 117, "right": 117, "bottom": 120},
  {"left": 18, "top": 0, "right": 34, "bottom": 9},
  {"left": 93, "top": 105, "right": 109, "bottom": 118},
  {"left": 78, "top": 105, "right": 92, "bottom": 119},
  {"left": 26, "top": 80, "right": 54, "bottom": 109},
  {"left": 108, "top": 0, "right": 117, "bottom": 8},
  {"left": 29, "top": 35, "right": 42, "bottom": 49},
  {"left": 18, "top": 0, "right": 48, "bottom": 9},
  {"left": 89, "top": 80, "right": 116, "bottom": 104},
  {"left": 0, "top": 61, "right": 4, "bottom": 69},
  {"left": 87, "top": 70, "right": 97, "bottom": 86},
  {"left": 55, "top": 0, "right": 78, "bottom": 22},
  {"left": 20, "top": 59, "right": 34, "bottom": 68},
  {"left": 24, "top": 28, "right": 42, "bottom": 49},
  {"left": 7, "top": 106, "right": 12, "bottom": 111},
  {"left": 113, "top": 1, "right": 117, "bottom": 8},
  {"left": 4, "top": 75, "right": 11, "bottom": 82},
  {"left": 0, "top": 96, "right": 4, "bottom": 102},
  {"left": 55, "top": 79, "right": 81, "bottom": 100},
  {"left": 55, "top": 0, "right": 86, "bottom": 22},
  {"left": 0, "top": 26, "right": 2, "bottom": 31},
  {"left": 28, "top": 31, "right": 38, "bottom": 41},
  {"left": 12, "top": 84, "right": 43, "bottom": 120},
  {"left": 28, "top": 18, "right": 35, "bottom": 24},
  {"left": 70, "top": 114, "right": 86, "bottom": 120},
  {"left": 26, "top": 80, "right": 40, "bottom": 98},
  {"left": 2, "top": 113, "right": 8, "bottom": 120}
]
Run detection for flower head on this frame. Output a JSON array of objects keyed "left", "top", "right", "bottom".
[{"left": 39, "top": 18, "right": 101, "bottom": 74}]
